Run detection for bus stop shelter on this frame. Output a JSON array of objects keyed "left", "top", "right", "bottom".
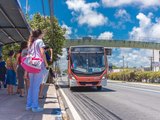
[{"left": 0, "top": 0, "right": 30, "bottom": 46}]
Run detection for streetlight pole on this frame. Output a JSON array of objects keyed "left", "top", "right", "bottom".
[
  {"left": 49, "top": 0, "right": 54, "bottom": 25},
  {"left": 26, "top": 0, "right": 28, "bottom": 15},
  {"left": 148, "top": 57, "right": 153, "bottom": 71},
  {"left": 153, "top": 49, "right": 154, "bottom": 71},
  {"left": 123, "top": 56, "right": 125, "bottom": 81}
]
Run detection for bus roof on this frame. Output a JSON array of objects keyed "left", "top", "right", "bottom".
[{"left": 70, "top": 45, "right": 104, "bottom": 53}]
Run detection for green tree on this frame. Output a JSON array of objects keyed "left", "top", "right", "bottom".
[
  {"left": 2, "top": 43, "right": 20, "bottom": 60},
  {"left": 1, "top": 13, "right": 66, "bottom": 62},
  {"left": 29, "top": 13, "right": 66, "bottom": 61}
]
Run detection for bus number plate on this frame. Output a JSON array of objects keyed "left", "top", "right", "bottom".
[{"left": 86, "top": 84, "right": 92, "bottom": 86}]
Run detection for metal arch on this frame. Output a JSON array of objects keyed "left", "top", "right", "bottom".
[
  {"left": 0, "top": 29, "right": 16, "bottom": 43},
  {"left": 0, "top": 6, "right": 26, "bottom": 41},
  {"left": 0, "top": 26, "right": 28, "bottom": 29},
  {"left": 64, "top": 39, "right": 160, "bottom": 50},
  {"left": 0, "top": 40, "right": 4, "bottom": 45}
]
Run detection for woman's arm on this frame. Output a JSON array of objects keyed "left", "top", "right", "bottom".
[
  {"left": 16, "top": 53, "right": 20, "bottom": 66},
  {"left": 40, "top": 47, "right": 48, "bottom": 68},
  {"left": 50, "top": 48, "right": 53, "bottom": 61},
  {"left": 12, "top": 58, "right": 17, "bottom": 72}
]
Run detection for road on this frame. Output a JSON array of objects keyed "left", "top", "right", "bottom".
[{"left": 58, "top": 76, "right": 160, "bottom": 120}]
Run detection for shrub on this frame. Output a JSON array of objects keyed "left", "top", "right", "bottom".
[{"left": 108, "top": 70, "right": 160, "bottom": 83}]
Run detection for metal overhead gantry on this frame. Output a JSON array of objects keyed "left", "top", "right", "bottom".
[{"left": 0, "top": 0, "right": 30, "bottom": 45}]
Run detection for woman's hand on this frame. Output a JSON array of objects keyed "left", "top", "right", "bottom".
[{"left": 45, "top": 62, "right": 49, "bottom": 69}]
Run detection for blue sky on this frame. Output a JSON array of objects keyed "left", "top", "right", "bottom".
[{"left": 19, "top": 0, "right": 160, "bottom": 69}]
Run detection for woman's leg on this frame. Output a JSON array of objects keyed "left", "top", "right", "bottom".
[
  {"left": 19, "top": 88, "right": 24, "bottom": 97},
  {"left": 26, "top": 73, "right": 34, "bottom": 108},
  {"left": 24, "top": 71, "right": 30, "bottom": 95},
  {"left": 21, "top": 89, "right": 24, "bottom": 96},
  {"left": 7, "top": 85, "right": 10, "bottom": 94},
  {"left": 32, "top": 72, "right": 43, "bottom": 109},
  {"left": 10, "top": 85, "right": 14, "bottom": 95},
  {"left": 39, "top": 68, "right": 49, "bottom": 98},
  {"left": 39, "top": 84, "right": 44, "bottom": 98},
  {"left": 25, "top": 79, "right": 30, "bottom": 96}
]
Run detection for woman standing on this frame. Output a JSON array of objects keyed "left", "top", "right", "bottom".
[
  {"left": 6, "top": 50, "right": 16, "bottom": 95},
  {"left": 39, "top": 46, "right": 53, "bottom": 99},
  {"left": 26, "top": 29, "right": 48, "bottom": 112},
  {"left": 0, "top": 56, "right": 6, "bottom": 89},
  {"left": 16, "top": 41, "right": 28, "bottom": 97}
]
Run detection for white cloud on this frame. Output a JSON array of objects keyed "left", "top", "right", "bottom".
[
  {"left": 114, "top": 9, "right": 131, "bottom": 22},
  {"left": 59, "top": 48, "right": 68, "bottom": 71},
  {"left": 59, "top": 47, "right": 153, "bottom": 70},
  {"left": 66, "top": 0, "right": 107, "bottom": 27},
  {"left": 108, "top": 48, "right": 152, "bottom": 68},
  {"left": 61, "top": 23, "right": 72, "bottom": 39},
  {"left": 98, "top": 31, "right": 113, "bottom": 40},
  {"left": 102, "top": 0, "right": 160, "bottom": 8},
  {"left": 129, "top": 13, "right": 160, "bottom": 41}
]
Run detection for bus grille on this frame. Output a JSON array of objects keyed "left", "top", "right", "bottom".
[{"left": 79, "top": 82, "right": 99, "bottom": 85}]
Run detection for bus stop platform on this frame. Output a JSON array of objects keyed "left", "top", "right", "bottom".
[{"left": 0, "top": 84, "right": 62, "bottom": 120}]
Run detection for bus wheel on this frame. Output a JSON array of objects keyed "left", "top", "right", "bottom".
[
  {"left": 97, "top": 86, "right": 102, "bottom": 90},
  {"left": 70, "top": 87, "right": 74, "bottom": 90}
]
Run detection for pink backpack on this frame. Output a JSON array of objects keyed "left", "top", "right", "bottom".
[{"left": 21, "top": 42, "right": 43, "bottom": 73}]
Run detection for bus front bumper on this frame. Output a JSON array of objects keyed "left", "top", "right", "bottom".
[
  {"left": 100, "top": 78, "right": 107, "bottom": 86},
  {"left": 69, "top": 79, "right": 107, "bottom": 87},
  {"left": 69, "top": 79, "right": 78, "bottom": 87}
]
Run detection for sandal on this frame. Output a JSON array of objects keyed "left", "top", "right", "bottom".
[{"left": 19, "top": 95, "right": 24, "bottom": 97}]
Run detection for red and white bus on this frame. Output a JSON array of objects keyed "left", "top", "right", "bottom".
[{"left": 67, "top": 46, "right": 111, "bottom": 90}]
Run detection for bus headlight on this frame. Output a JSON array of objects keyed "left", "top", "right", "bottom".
[
  {"left": 70, "top": 74, "right": 76, "bottom": 80},
  {"left": 102, "top": 75, "right": 106, "bottom": 80},
  {"left": 71, "top": 76, "right": 76, "bottom": 80}
]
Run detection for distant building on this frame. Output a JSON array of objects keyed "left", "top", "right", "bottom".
[
  {"left": 153, "top": 50, "right": 160, "bottom": 71},
  {"left": 82, "top": 37, "right": 92, "bottom": 40}
]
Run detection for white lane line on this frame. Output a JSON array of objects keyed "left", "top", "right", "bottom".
[
  {"left": 110, "top": 83, "right": 160, "bottom": 94},
  {"left": 58, "top": 81, "right": 82, "bottom": 120}
]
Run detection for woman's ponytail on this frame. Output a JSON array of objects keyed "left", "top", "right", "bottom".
[{"left": 28, "top": 29, "right": 42, "bottom": 48}]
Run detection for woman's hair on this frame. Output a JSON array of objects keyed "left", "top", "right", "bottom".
[
  {"left": 28, "top": 29, "right": 42, "bottom": 47},
  {"left": 8, "top": 50, "right": 14, "bottom": 57},
  {"left": 44, "top": 45, "right": 50, "bottom": 50},
  {"left": 20, "top": 41, "right": 28, "bottom": 50},
  {"left": 0, "top": 56, "right": 2, "bottom": 60}
]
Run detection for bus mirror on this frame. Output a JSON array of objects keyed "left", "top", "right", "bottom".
[
  {"left": 66, "top": 48, "right": 69, "bottom": 60},
  {"left": 105, "top": 48, "right": 112, "bottom": 55}
]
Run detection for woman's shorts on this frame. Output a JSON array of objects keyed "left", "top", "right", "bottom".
[
  {"left": 6, "top": 69, "right": 16, "bottom": 85},
  {"left": 17, "top": 65, "right": 25, "bottom": 89}
]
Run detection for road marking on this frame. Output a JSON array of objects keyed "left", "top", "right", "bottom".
[
  {"left": 110, "top": 83, "right": 160, "bottom": 94},
  {"left": 108, "top": 80, "right": 160, "bottom": 87},
  {"left": 58, "top": 80, "right": 82, "bottom": 120}
]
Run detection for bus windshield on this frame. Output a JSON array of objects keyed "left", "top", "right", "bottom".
[{"left": 71, "top": 53, "right": 105, "bottom": 74}]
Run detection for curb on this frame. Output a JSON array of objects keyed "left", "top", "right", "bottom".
[
  {"left": 55, "top": 83, "right": 70, "bottom": 120},
  {"left": 109, "top": 80, "right": 160, "bottom": 87}
]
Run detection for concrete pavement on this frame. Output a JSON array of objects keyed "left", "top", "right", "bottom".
[
  {"left": 0, "top": 83, "right": 62, "bottom": 120},
  {"left": 59, "top": 76, "right": 160, "bottom": 120}
]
